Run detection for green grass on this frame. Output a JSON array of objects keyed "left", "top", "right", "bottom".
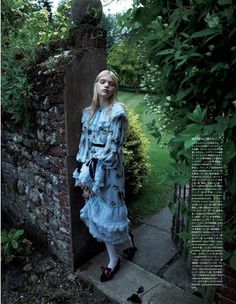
[{"left": 118, "top": 90, "right": 174, "bottom": 223}]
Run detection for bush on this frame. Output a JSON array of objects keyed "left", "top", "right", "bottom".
[{"left": 124, "top": 110, "right": 151, "bottom": 200}]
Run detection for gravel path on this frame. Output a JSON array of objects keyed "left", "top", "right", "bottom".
[{"left": 1, "top": 250, "right": 113, "bottom": 304}]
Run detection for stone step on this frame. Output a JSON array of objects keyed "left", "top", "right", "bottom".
[{"left": 76, "top": 251, "right": 204, "bottom": 304}]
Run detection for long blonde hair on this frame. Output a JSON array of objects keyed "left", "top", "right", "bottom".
[{"left": 84, "top": 70, "right": 128, "bottom": 134}]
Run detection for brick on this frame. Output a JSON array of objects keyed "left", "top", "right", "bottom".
[{"left": 48, "top": 146, "right": 66, "bottom": 157}]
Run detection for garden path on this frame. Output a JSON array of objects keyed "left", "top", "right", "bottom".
[{"left": 76, "top": 207, "right": 204, "bottom": 304}]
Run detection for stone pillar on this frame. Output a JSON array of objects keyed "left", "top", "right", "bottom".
[{"left": 64, "top": 8, "right": 106, "bottom": 269}]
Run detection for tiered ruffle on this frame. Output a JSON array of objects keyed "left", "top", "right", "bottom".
[{"left": 80, "top": 195, "right": 130, "bottom": 245}]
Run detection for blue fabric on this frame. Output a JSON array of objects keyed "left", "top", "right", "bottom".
[{"left": 73, "top": 102, "right": 130, "bottom": 245}]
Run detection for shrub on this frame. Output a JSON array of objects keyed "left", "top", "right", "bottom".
[{"left": 124, "top": 110, "right": 151, "bottom": 200}]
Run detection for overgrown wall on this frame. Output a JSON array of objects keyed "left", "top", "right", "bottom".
[
  {"left": 1, "top": 52, "right": 71, "bottom": 263},
  {"left": 1, "top": 25, "right": 107, "bottom": 268}
]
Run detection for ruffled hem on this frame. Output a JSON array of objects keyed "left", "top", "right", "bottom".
[{"left": 80, "top": 196, "right": 130, "bottom": 245}]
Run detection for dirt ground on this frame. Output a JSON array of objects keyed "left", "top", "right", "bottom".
[{"left": 1, "top": 250, "right": 113, "bottom": 304}]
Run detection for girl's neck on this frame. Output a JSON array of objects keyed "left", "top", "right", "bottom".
[{"left": 98, "top": 97, "right": 110, "bottom": 108}]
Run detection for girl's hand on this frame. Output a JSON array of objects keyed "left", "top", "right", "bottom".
[{"left": 81, "top": 186, "right": 94, "bottom": 198}]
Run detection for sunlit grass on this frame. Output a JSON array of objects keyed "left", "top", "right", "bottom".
[{"left": 118, "top": 90, "right": 174, "bottom": 223}]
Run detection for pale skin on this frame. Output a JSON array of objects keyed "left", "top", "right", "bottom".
[{"left": 82, "top": 74, "right": 116, "bottom": 199}]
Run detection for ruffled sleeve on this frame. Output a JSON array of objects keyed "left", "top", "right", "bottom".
[
  {"left": 91, "top": 112, "right": 128, "bottom": 194},
  {"left": 73, "top": 109, "right": 93, "bottom": 188}
]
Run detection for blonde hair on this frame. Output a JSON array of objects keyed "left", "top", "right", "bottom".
[{"left": 85, "top": 70, "right": 118, "bottom": 124}]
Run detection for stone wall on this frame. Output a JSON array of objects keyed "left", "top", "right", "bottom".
[
  {"left": 1, "top": 24, "right": 107, "bottom": 268},
  {"left": 1, "top": 51, "right": 72, "bottom": 264}
]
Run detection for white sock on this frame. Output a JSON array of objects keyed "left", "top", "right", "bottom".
[
  {"left": 122, "top": 234, "right": 133, "bottom": 249},
  {"left": 127, "top": 235, "right": 133, "bottom": 247},
  {"left": 105, "top": 242, "right": 118, "bottom": 271}
]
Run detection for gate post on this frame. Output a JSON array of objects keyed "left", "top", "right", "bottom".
[{"left": 64, "top": 1, "right": 106, "bottom": 271}]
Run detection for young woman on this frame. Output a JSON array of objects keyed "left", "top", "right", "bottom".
[{"left": 73, "top": 70, "right": 137, "bottom": 282}]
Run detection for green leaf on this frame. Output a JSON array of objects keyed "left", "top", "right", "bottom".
[
  {"left": 11, "top": 240, "right": 19, "bottom": 249},
  {"left": 184, "top": 137, "right": 200, "bottom": 149},
  {"left": 156, "top": 49, "right": 175, "bottom": 56},
  {"left": 176, "top": 87, "right": 193, "bottom": 100},
  {"left": 218, "top": 0, "right": 232, "bottom": 4},
  {"left": 176, "top": 58, "right": 187, "bottom": 69},
  {"left": 13, "top": 229, "right": 24, "bottom": 238},
  {"left": 181, "top": 32, "right": 189, "bottom": 38},
  {"left": 179, "top": 123, "right": 202, "bottom": 138},
  {"left": 191, "top": 28, "right": 216, "bottom": 39},
  {"left": 223, "top": 139, "right": 236, "bottom": 165},
  {"left": 187, "top": 104, "right": 206, "bottom": 123},
  {"left": 230, "top": 255, "right": 236, "bottom": 271},
  {"left": 222, "top": 250, "right": 232, "bottom": 260},
  {"left": 215, "top": 115, "right": 230, "bottom": 132}
]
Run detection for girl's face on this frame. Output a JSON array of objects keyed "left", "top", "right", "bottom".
[{"left": 96, "top": 74, "right": 116, "bottom": 100}]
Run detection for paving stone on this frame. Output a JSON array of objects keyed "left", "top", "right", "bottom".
[
  {"left": 77, "top": 251, "right": 162, "bottom": 304},
  {"left": 76, "top": 251, "right": 204, "bottom": 304},
  {"left": 163, "top": 257, "right": 192, "bottom": 290},
  {"left": 141, "top": 207, "right": 173, "bottom": 233},
  {"left": 132, "top": 224, "right": 178, "bottom": 274},
  {"left": 142, "top": 282, "right": 204, "bottom": 304}
]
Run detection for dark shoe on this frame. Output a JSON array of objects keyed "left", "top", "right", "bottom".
[
  {"left": 122, "top": 232, "right": 138, "bottom": 261},
  {"left": 100, "top": 258, "right": 121, "bottom": 282}
]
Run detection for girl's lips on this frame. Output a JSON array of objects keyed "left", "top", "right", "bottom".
[{"left": 102, "top": 89, "right": 109, "bottom": 93}]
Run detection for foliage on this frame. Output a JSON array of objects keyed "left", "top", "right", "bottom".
[
  {"left": 1, "top": 228, "right": 32, "bottom": 264},
  {"left": 36, "top": 0, "right": 53, "bottom": 20},
  {"left": 99, "top": 13, "right": 127, "bottom": 48},
  {"left": 1, "top": 0, "right": 72, "bottom": 124},
  {"left": 124, "top": 110, "right": 151, "bottom": 199},
  {"left": 108, "top": 40, "right": 146, "bottom": 89},
  {"left": 123, "top": 1, "right": 236, "bottom": 299}
]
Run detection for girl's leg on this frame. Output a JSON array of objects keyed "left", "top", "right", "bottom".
[{"left": 105, "top": 242, "right": 119, "bottom": 271}]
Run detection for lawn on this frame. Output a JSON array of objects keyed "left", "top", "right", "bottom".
[{"left": 118, "top": 90, "right": 174, "bottom": 223}]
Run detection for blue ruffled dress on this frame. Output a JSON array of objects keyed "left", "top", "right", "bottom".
[{"left": 73, "top": 102, "right": 130, "bottom": 245}]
